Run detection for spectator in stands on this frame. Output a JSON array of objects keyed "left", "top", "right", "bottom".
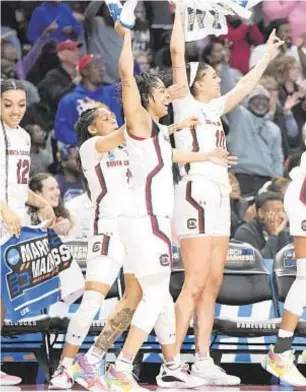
[
  {"left": 267, "top": 176, "right": 290, "bottom": 197},
  {"left": 227, "top": 85, "right": 284, "bottom": 196},
  {"left": 1, "top": 40, "right": 40, "bottom": 106},
  {"left": 56, "top": 146, "right": 84, "bottom": 202},
  {"left": 84, "top": 1, "right": 123, "bottom": 85},
  {"left": 203, "top": 40, "right": 242, "bottom": 87},
  {"left": 234, "top": 192, "right": 291, "bottom": 259},
  {"left": 10, "top": 19, "right": 58, "bottom": 81},
  {"left": 29, "top": 173, "right": 73, "bottom": 237},
  {"left": 132, "top": 1, "right": 151, "bottom": 55},
  {"left": 38, "top": 40, "right": 82, "bottom": 119},
  {"left": 55, "top": 55, "right": 123, "bottom": 145},
  {"left": 219, "top": 12, "right": 264, "bottom": 75},
  {"left": 260, "top": 75, "right": 300, "bottom": 157},
  {"left": 249, "top": 19, "right": 306, "bottom": 80},
  {"left": 274, "top": 56, "right": 306, "bottom": 134},
  {"left": 263, "top": 1, "right": 306, "bottom": 44},
  {"left": 229, "top": 172, "right": 248, "bottom": 238},
  {"left": 135, "top": 52, "right": 151, "bottom": 73},
  {"left": 27, "top": 1, "right": 83, "bottom": 44},
  {"left": 25, "top": 124, "right": 53, "bottom": 174}
]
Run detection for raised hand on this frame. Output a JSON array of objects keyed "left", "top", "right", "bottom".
[{"left": 266, "top": 29, "right": 284, "bottom": 61}]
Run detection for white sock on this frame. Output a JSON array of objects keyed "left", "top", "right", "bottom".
[
  {"left": 165, "top": 354, "right": 181, "bottom": 370},
  {"left": 115, "top": 352, "right": 134, "bottom": 372},
  {"left": 85, "top": 346, "right": 106, "bottom": 365},
  {"left": 61, "top": 357, "right": 74, "bottom": 368},
  {"left": 278, "top": 329, "right": 294, "bottom": 338},
  {"left": 196, "top": 352, "right": 211, "bottom": 361},
  {"left": 120, "top": 0, "right": 138, "bottom": 28}
]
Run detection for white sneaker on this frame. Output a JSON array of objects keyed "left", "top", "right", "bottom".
[
  {"left": 262, "top": 346, "right": 306, "bottom": 387},
  {"left": 0, "top": 371, "right": 22, "bottom": 386},
  {"left": 49, "top": 363, "right": 73, "bottom": 390},
  {"left": 156, "top": 363, "right": 207, "bottom": 389},
  {"left": 191, "top": 358, "right": 241, "bottom": 386}
]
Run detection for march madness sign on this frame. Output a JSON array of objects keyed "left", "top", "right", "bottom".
[{"left": 1, "top": 227, "right": 73, "bottom": 320}]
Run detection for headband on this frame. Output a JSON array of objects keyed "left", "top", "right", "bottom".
[{"left": 189, "top": 62, "right": 199, "bottom": 87}]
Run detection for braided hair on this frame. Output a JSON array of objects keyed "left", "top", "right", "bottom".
[
  {"left": 134, "top": 71, "right": 162, "bottom": 108},
  {"left": 75, "top": 108, "right": 98, "bottom": 147},
  {"left": 1, "top": 79, "right": 26, "bottom": 203}
]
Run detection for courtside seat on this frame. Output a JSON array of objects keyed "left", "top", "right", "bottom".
[
  {"left": 213, "top": 241, "right": 279, "bottom": 337},
  {"left": 273, "top": 243, "right": 296, "bottom": 304},
  {"left": 274, "top": 244, "right": 306, "bottom": 336}
]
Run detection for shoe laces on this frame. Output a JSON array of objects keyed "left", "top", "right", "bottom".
[
  {"left": 53, "top": 364, "right": 69, "bottom": 379},
  {"left": 180, "top": 363, "right": 190, "bottom": 375}
]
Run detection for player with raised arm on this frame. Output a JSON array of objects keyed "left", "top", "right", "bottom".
[
  {"left": 167, "top": 1, "right": 284, "bottom": 386},
  {"left": 262, "top": 142, "right": 306, "bottom": 387},
  {"left": 0, "top": 79, "right": 55, "bottom": 387},
  {"left": 97, "top": 6, "right": 236, "bottom": 390}
]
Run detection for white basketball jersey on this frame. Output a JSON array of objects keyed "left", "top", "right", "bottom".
[
  {"left": 173, "top": 92, "right": 230, "bottom": 192},
  {"left": 80, "top": 137, "right": 131, "bottom": 234},
  {"left": 125, "top": 121, "right": 174, "bottom": 217},
  {"left": 0, "top": 123, "right": 31, "bottom": 230}
]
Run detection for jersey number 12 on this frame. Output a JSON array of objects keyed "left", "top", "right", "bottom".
[{"left": 17, "top": 159, "right": 30, "bottom": 184}]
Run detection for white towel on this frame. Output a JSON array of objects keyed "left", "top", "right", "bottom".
[{"left": 181, "top": 0, "right": 262, "bottom": 42}]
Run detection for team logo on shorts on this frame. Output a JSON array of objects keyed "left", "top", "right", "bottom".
[
  {"left": 92, "top": 242, "right": 101, "bottom": 252},
  {"left": 160, "top": 254, "right": 170, "bottom": 266},
  {"left": 187, "top": 218, "right": 197, "bottom": 230},
  {"left": 302, "top": 220, "right": 306, "bottom": 231}
]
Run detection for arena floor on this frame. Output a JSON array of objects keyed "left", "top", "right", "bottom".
[{"left": 2, "top": 386, "right": 306, "bottom": 391}]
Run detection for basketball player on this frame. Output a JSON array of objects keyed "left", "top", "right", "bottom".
[
  {"left": 49, "top": 103, "right": 224, "bottom": 390},
  {"left": 168, "top": 2, "right": 284, "bottom": 386},
  {"left": 49, "top": 106, "right": 138, "bottom": 390},
  {"left": 0, "top": 79, "right": 55, "bottom": 386},
  {"left": 262, "top": 143, "right": 306, "bottom": 387},
  {"left": 99, "top": 19, "right": 237, "bottom": 392}
]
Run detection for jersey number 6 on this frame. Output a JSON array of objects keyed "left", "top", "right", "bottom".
[{"left": 17, "top": 159, "right": 30, "bottom": 184}]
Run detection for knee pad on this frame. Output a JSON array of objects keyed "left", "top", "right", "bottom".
[
  {"left": 154, "top": 293, "right": 176, "bottom": 345},
  {"left": 66, "top": 290, "right": 104, "bottom": 346},
  {"left": 131, "top": 272, "right": 171, "bottom": 334},
  {"left": 284, "top": 259, "right": 306, "bottom": 317},
  {"left": 86, "top": 255, "right": 121, "bottom": 287}
]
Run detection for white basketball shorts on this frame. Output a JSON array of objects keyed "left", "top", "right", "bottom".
[
  {"left": 173, "top": 178, "right": 230, "bottom": 238},
  {"left": 86, "top": 218, "right": 133, "bottom": 285},
  {"left": 118, "top": 215, "right": 172, "bottom": 278}
]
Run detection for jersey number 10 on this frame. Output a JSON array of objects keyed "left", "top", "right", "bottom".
[{"left": 17, "top": 159, "right": 30, "bottom": 184}]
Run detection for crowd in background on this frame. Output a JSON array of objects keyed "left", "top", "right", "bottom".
[{"left": 1, "top": 0, "right": 306, "bottom": 258}]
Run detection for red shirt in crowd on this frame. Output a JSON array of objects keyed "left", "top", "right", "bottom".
[{"left": 220, "top": 22, "right": 264, "bottom": 75}]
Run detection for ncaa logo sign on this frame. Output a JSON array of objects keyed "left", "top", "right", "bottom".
[{"left": 6, "top": 248, "right": 21, "bottom": 267}]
